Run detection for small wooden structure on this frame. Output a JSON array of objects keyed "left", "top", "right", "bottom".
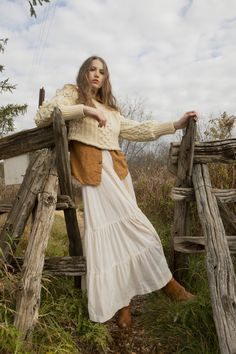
[
  {"left": 168, "top": 119, "right": 236, "bottom": 354},
  {"left": 0, "top": 108, "right": 85, "bottom": 340}
]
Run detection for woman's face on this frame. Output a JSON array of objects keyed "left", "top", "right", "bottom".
[{"left": 88, "top": 59, "right": 105, "bottom": 92}]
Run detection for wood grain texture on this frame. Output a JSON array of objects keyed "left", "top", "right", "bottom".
[
  {"left": 169, "top": 139, "right": 236, "bottom": 170},
  {"left": 14, "top": 156, "right": 58, "bottom": 340},
  {"left": 12, "top": 256, "right": 86, "bottom": 276},
  {"left": 193, "top": 164, "right": 236, "bottom": 354},
  {"left": 0, "top": 149, "right": 52, "bottom": 264},
  {"left": 173, "top": 235, "right": 236, "bottom": 253},
  {"left": 171, "top": 187, "right": 236, "bottom": 203},
  {"left": 0, "top": 126, "right": 54, "bottom": 160},
  {"left": 53, "top": 108, "right": 83, "bottom": 288},
  {"left": 0, "top": 195, "right": 76, "bottom": 213},
  {"left": 170, "top": 119, "right": 196, "bottom": 279},
  {"left": 53, "top": 108, "right": 83, "bottom": 257}
]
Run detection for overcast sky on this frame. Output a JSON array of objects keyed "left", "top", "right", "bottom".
[{"left": 1, "top": 0, "right": 236, "bottom": 133}]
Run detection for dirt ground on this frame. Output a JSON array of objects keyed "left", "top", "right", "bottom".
[
  {"left": 104, "top": 295, "right": 162, "bottom": 354},
  {"left": 76, "top": 293, "right": 162, "bottom": 354}
]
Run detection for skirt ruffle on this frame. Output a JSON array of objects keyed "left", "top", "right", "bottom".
[{"left": 81, "top": 151, "right": 172, "bottom": 323}]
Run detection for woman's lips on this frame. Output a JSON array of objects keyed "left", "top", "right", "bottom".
[{"left": 92, "top": 80, "right": 99, "bottom": 84}]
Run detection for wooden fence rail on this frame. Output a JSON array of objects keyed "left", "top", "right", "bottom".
[
  {"left": 169, "top": 120, "right": 236, "bottom": 354},
  {"left": 0, "top": 125, "right": 54, "bottom": 160},
  {"left": 0, "top": 124, "right": 235, "bottom": 162}
]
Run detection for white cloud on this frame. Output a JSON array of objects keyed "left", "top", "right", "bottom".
[{"left": 0, "top": 0, "right": 236, "bottom": 134}]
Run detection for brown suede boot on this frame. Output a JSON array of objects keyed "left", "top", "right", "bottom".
[
  {"left": 162, "top": 278, "right": 195, "bottom": 301},
  {"left": 117, "top": 304, "right": 132, "bottom": 328}
]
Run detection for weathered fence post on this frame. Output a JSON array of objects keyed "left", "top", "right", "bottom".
[
  {"left": 193, "top": 163, "right": 236, "bottom": 354},
  {"left": 170, "top": 119, "right": 196, "bottom": 280},
  {"left": 14, "top": 153, "right": 58, "bottom": 340},
  {"left": 52, "top": 107, "right": 83, "bottom": 288}
]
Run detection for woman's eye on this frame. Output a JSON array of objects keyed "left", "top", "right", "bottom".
[{"left": 100, "top": 71, "right": 104, "bottom": 75}]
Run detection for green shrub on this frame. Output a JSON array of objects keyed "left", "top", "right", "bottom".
[{"left": 39, "top": 277, "right": 110, "bottom": 353}]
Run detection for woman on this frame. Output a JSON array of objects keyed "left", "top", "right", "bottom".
[{"left": 35, "top": 56, "right": 197, "bottom": 328}]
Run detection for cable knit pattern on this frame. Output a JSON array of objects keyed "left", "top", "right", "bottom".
[
  {"left": 35, "top": 84, "right": 176, "bottom": 150},
  {"left": 119, "top": 116, "right": 176, "bottom": 142},
  {"left": 35, "top": 84, "right": 85, "bottom": 127}
]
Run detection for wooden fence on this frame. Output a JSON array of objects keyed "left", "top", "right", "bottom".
[
  {"left": 0, "top": 108, "right": 85, "bottom": 340},
  {"left": 169, "top": 119, "right": 236, "bottom": 354},
  {"left": 0, "top": 112, "right": 235, "bottom": 353}
]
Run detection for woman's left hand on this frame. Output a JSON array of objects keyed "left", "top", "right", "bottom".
[{"left": 174, "top": 111, "right": 198, "bottom": 130}]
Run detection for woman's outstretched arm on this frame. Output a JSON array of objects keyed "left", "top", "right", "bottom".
[{"left": 119, "top": 111, "right": 198, "bottom": 141}]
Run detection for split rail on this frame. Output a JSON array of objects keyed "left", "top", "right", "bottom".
[{"left": 168, "top": 119, "right": 236, "bottom": 354}]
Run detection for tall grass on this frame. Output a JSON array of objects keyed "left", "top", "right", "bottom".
[
  {"left": 141, "top": 292, "right": 219, "bottom": 354},
  {"left": 32, "top": 277, "right": 110, "bottom": 353},
  {"left": 0, "top": 212, "right": 110, "bottom": 353},
  {"left": 0, "top": 272, "right": 110, "bottom": 353}
]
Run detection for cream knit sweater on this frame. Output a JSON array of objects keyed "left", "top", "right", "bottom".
[{"left": 35, "top": 84, "right": 176, "bottom": 150}]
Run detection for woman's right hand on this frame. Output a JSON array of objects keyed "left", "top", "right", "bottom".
[
  {"left": 174, "top": 111, "right": 198, "bottom": 130},
  {"left": 83, "top": 106, "right": 107, "bottom": 127}
]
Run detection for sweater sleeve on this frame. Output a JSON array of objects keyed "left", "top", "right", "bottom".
[
  {"left": 34, "top": 84, "right": 85, "bottom": 127},
  {"left": 119, "top": 114, "right": 176, "bottom": 141}
]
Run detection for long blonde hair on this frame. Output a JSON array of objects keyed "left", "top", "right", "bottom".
[{"left": 76, "top": 56, "right": 118, "bottom": 110}]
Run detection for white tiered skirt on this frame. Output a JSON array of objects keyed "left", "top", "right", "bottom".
[{"left": 81, "top": 151, "right": 172, "bottom": 323}]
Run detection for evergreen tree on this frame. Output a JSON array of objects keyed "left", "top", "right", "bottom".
[{"left": 0, "top": 38, "right": 27, "bottom": 137}]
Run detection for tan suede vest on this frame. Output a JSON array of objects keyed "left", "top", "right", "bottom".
[{"left": 69, "top": 140, "right": 129, "bottom": 186}]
